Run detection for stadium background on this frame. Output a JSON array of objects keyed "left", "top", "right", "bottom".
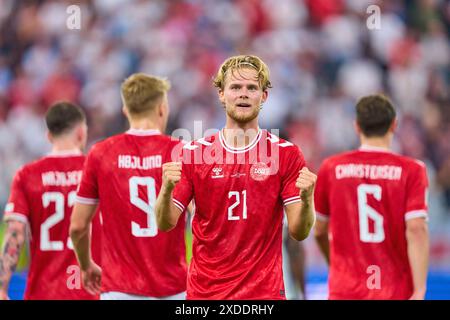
[{"left": 0, "top": 0, "right": 449, "bottom": 299}]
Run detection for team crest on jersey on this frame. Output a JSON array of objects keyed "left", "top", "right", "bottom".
[
  {"left": 250, "top": 162, "right": 270, "bottom": 181},
  {"left": 211, "top": 166, "right": 224, "bottom": 179}
]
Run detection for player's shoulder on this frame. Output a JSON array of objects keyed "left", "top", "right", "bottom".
[
  {"left": 393, "top": 153, "right": 427, "bottom": 170},
  {"left": 87, "top": 133, "right": 127, "bottom": 154},
  {"left": 181, "top": 132, "right": 219, "bottom": 151},
  {"left": 264, "top": 130, "right": 301, "bottom": 156},
  {"left": 162, "top": 134, "right": 184, "bottom": 148},
  {"left": 17, "top": 154, "right": 57, "bottom": 174},
  {"left": 325, "top": 150, "right": 358, "bottom": 163}
]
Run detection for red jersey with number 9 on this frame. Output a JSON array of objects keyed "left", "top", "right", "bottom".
[
  {"left": 314, "top": 146, "right": 429, "bottom": 299},
  {"left": 3, "top": 151, "right": 101, "bottom": 300},
  {"left": 173, "top": 129, "right": 305, "bottom": 299},
  {"left": 76, "top": 129, "right": 187, "bottom": 297}
]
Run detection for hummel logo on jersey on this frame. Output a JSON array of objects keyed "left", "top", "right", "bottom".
[{"left": 212, "top": 167, "right": 224, "bottom": 179}]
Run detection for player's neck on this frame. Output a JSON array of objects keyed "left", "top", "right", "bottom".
[
  {"left": 51, "top": 140, "right": 82, "bottom": 154},
  {"left": 128, "top": 118, "right": 162, "bottom": 132},
  {"left": 223, "top": 119, "right": 260, "bottom": 148},
  {"left": 360, "top": 136, "right": 391, "bottom": 150}
]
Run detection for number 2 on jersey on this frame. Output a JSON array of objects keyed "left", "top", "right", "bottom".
[
  {"left": 41, "top": 191, "right": 76, "bottom": 251},
  {"left": 357, "top": 184, "right": 385, "bottom": 243},
  {"left": 129, "top": 176, "right": 158, "bottom": 237}
]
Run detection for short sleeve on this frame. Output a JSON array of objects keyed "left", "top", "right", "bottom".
[
  {"left": 172, "top": 150, "right": 194, "bottom": 212},
  {"left": 76, "top": 145, "right": 100, "bottom": 205},
  {"left": 280, "top": 146, "right": 305, "bottom": 206},
  {"left": 314, "top": 159, "right": 331, "bottom": 221},
  {"left": 405, "top": 162, "right": 429, "bottom": 221},
  {"left": 4, "top": 168, "right": 30, "bottom": 224}
]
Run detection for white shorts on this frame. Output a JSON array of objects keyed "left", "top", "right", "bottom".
[{"left": 100, "top": 291, "right": 186, "bottom": 300}]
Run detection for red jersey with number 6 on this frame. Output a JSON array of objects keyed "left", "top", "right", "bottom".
[
  {"left": 173, "top": 129, "right": 305, "bottom": 299},
  {"left": 76, "top": 129, "right": 187, "bottom": 297},
  {"left": 314, "top": 145, "right": 429, "bottom": 299},
  {"left": 3, "top": 151, "right": 101, "bottom": 300}
]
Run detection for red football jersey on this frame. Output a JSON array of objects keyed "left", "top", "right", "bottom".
[
  {"left": 314, "top": 145, "right": 429, "bottom": 300},
  {"left": 3, "top": 151, "right": 101, "bottom": 300},
  {"left": 173, "top": 129, "right": 305, "bottom": 299},
  {"left": 76, "top": 129, "right": 187, "bottom": 297}
]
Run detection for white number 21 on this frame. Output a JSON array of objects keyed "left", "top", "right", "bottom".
[{"left": 228, "top": 190, "right": 247, "bottom": 221}]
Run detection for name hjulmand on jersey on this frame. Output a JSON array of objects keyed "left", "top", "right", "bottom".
[
  {"left": 41, "top": 170, "right": 82, "bottom": 186},
  {"left": 336, "top": 164, "right": 402, "bottom": 180},
  {"left": 118, "top": 155, "right": 162, "bottom": 170}
]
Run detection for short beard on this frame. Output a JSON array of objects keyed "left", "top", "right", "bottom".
[{"left": 226, "top": 106, "right": 260, "bottom": 123}]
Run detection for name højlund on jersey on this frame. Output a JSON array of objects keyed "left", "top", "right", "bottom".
[
  {"left": 336, "top": 164, "right": 402, "bottom": 180},
  {"left": 117, "top": 155, "right": 162, "bottom": 170},
  {"left": 42, "top": 171, "right": 82, "bottom": 186}
]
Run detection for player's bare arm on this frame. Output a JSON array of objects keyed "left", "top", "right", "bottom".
[
  {"left": 70, "top": 203, "right": 101, "bottom": 295},
  {"left": 314, "top": 219, "right": 330, "bottom": 264},
  {"left": 286, "top": 167, "right": 317, "bottom": 241},
  {"left": 0, "top": 220, "right": 26, "bottom": 300},
  {"left": 406, "top": 217, "right": 429, "bottom": 300},
  {"left": 155, "top": 162, "right": 183, "bottom": 231}
]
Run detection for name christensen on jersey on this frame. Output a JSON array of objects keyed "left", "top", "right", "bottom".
[
  {"left": 335, "top": 164, "right": 402, "bottom": 180},
  {"left": 118, "top": 155, "right": 162, "bottom": 170}
]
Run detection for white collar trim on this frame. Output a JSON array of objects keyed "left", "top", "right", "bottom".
[
  {"left": 126, "top": 128, "right": 161, "bottom": 136},
  {"left": 359, "top": 144, "right": 392, "bottom": 153},
  {"left": 219, "top": 128, "right": 262, "bottom": 154},
  {"left": 48, "top": 149, "right": 82, "bottom": 157}
]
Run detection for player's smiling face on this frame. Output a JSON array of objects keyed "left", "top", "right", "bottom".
[{"left": 219, "top": 67, "right": 268, "bottom": 124}]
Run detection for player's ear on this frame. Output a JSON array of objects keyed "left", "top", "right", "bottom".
[
  {"left": 353, "top": 121, "right": 361, "bottom": 135},
  {"left": 389, "top": 119, "right": 398, "bottom": 133},
  {"left": 76, "top": 122, "right": 87, "bottom": 142},
  {"left": 158, "top": 100, "right": 165, "bottom": 117},
  {"left": 122, "top": 106, "right": 129, "bottom": 118},
  {"left": 218, "top": 89, "right": 225, "bottom": 108},
  {"left": 261, "top": 90, "right": 268, "bottom": 103},
  {"left": 47, "top": 131, "right": 53, "bottom": 144}
]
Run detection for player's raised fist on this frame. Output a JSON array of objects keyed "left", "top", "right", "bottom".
[
  {"left": 162, "top": 162, "right": 182, "bottom": 190},
  {"left": 295, "top": 167, "right": 317, "bottom": 200}
]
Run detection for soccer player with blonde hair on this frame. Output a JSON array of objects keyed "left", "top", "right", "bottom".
[
  {"left": 156, "top": 55, "right": 316, "bottom": 299},
  {"left": 70, "top": 73, "right": 187, "bottom": 300}
]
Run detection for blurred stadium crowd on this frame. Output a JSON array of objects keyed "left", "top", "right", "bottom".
[{"left": 0, "top": 0, "right": 449, "bottom": 268}]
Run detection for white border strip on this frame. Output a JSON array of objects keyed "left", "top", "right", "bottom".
[
  {"left": 284, "top": 196, "right": 301, "bottom": 206},
  {"left": 47, "top": 149, "right": 82, "bottom": 157},
  {"left": 3, "top": 212, "right": 29, "bottom": 224},
  {"left": 219, "top": 129, "right": 262, "bottom": 154},
  {"left": 75, "top": 195, "right": 99, "bottom": 205},
  {"left": 173, "top": 198, "right": 185, "bottom": 212},
  {"left": 284, "top": 199, "right": 301, "bottom": 206},
  {"left": 126, "top": 128, "right": 161, "bottom": 136},
  {"left": 405, "top": 210, "right": 428, "bottom": 221},
  {"left": 315, "top": 211, "right": 330, "bottom": 221},
  {"left": 284, "top": 196, "right": 300, "bottom": 203}
]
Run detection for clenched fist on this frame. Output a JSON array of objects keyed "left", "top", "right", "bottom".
[
  {"left": 295, "top": 167, "right": 317, "bottom": 201},
  {"left": 162, "top": 162, "right": 182, "bottom": 191}
]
